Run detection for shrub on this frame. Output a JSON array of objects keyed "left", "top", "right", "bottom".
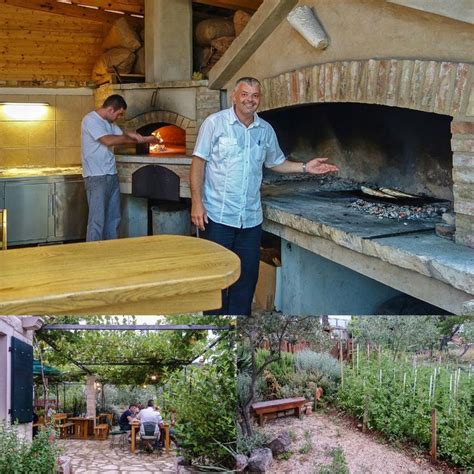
[
  {"left": 236, "top": 428, "right": 270, "bottom": 457},
  {"left": 294, "top": 350, "right": 341, "bottom": 382},
  {"left": 0, "top": 422, "right": 61, "bottom": 474},
  {"left": 163, "top": 347, "right": 236, "bottom": 469},
  {"left": 337, "top": 351, "right": 474, "bottom": 468}
]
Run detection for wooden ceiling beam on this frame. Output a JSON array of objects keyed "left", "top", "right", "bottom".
[
  {"left": 66, "top": 0, "right": 144, "bottom": 15},
  {"left": 192, "top": 0, "right": 263, "bottom": 12},
  {"left": 1, "top": 0, "right": 143, "bottom": 26}
]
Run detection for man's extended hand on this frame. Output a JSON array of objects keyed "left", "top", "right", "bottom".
[
  {"left": 306, "top": 157, "right": 339, "bottom": 175},
  {"left": 143, "top": 135, "right": 162, "bottom": 145},
  {"left": 126, "top": 132, "right": 161, "bottom": 145},
  {"left": 191, "top": 201, "right": 208, "bottom": 231}
]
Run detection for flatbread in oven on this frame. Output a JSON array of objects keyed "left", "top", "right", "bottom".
[
  {"left": 361, "top": 186, "right": 397, "bottom": 199},
  {"left": 380, "top": 188, "right": 418, "bottom": 198}
]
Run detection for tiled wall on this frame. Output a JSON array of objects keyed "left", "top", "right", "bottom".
[{"left": 0, "top": 91, "right": 94, "bottom": 168}]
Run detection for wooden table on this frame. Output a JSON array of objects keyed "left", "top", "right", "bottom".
[
  {"left": 130, "top": 421, "right": 170, "bottom": 454},
  {"left": 69, "top": 417, "right": 94, "bottom": 439},
  {"left": 0, "top": 235, "right": 240, "bottom": 314}
]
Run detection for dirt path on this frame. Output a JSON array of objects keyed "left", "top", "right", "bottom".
[{"left": 263, "top": 411, "right": 439, "bottom": 474}]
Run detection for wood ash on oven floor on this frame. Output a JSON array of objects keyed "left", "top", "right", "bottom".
[{"left": 349, "top": 199, "right": 450, "bottom": 220}]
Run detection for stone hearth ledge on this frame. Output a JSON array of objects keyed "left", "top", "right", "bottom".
[{"left": 262, "top": 199, "right": 474, "bottom": 314}]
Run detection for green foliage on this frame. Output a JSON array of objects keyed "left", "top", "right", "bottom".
[
  {"left": 276, "top": 450, "right": 293, "bottom": 460},
  {"left": 163, "top": 337, "right": 236, "bottom": 469},
  {"left": 294, "top": 350, "right": 341, "bottom": 380},
  {"left": 349, "top": 316, "right": 441, "bottom": 354},
  {"left": 0, "top": 423, "right": 61, "bottom": 474},
  {"left": 256, "top": 349, "right": 295, "bottom": 384},
  {"left": 337, "top": 350, "right": 474, "bottom": 467},
  {"left": 236, "top": 428, "right": 270, "bottom": 456},
  {"left": 254, "top": 349, "right": 341, "bottom": 401},
  {"left": 35, "top": 315, "right": 226, "bottom": 385},
  {"left": 299, "top": 431, "right": 313, "bottom": 454},
  {"left": 318, "top": 447, "right": 349, "bottom": 474}
]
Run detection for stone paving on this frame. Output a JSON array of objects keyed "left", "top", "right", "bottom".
[{"left": 58, "top": 438, "right": 176, "bottom": 473}]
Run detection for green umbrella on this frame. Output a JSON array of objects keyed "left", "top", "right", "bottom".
[{"left": 33, "top": 359, "right": 62, "bottom": 377}]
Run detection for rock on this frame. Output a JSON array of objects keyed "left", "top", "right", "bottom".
[
  {"left": 442, "top": 212, "right": 455, "bottom": 225},
  {"left": 234, "top": 454, "right": 248, "bottom": 472},
  {"left": 248, "top": 448, "right": 273, "bottom": 472},
  {"left": 176, "top": 456, "right": 189, "bottom": 466},
  {"left": 435, "top": 223, "right": 455, "bottom": 240},
  {"left": 267, "top": 431, "right": 291, "bottom": 456}
]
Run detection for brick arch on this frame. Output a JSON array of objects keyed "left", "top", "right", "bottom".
[
  {"left": 260, "top": 58, "right": 474, "bottom": 248},
  {"left": 260, "top": 59, "right": 471, "bottom": 118},
  {"left": 124, "top": 110, "right": 197, "bottom": 156}
]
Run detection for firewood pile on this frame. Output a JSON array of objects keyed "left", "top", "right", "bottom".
[
  {"left": 92, "top": 17, "right": 143, "bottom": 85},
  {"left": 194, "top": 10, "right": 251, "bottom": 76}
]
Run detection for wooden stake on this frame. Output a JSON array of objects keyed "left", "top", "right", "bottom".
[
  {"left": 430, "top": 408, "right": 437, "bottom": 462},
  {"left": 363, "top": 394, "right": 369, "bottom": 433},
  {"left": 340, "top": 337, "right": 344, "bottom": 388}
]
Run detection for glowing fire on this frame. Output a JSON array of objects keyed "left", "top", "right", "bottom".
[{"left": 150, "top": 131, "right": 166, "bottom": 154}]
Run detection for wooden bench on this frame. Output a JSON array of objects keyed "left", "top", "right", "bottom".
[
  {"left": 251, "top": 397, "right": 306, "bottom": 426},
  {"left": 94, "top": 423, "right": 109, "bottom": 440},
  {"left": 52, "top": 413, "right": 75, "bottom": 438}
]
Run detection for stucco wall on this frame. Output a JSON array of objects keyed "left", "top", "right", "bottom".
[
  {"left": 0, "top": 317, "right": 35, "bottom": 441},
  {"left": 223, "top": 0, "right": 474, "bottom": 90}
]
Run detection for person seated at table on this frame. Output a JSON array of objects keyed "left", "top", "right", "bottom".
[
  {"left": 137, "top": 400, "right": 163, "bottom": 451},
  {"left": 118, "top": 404, "right": 138, "bottom": 432}
]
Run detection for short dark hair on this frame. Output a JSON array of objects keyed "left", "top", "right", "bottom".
[
  {"left": 147, "top": 399, "right": 154, "bottom": 408},
  {"left": 129, "top": 403, "right": 137, "bottom": 409},
  {"left": 234, "top": 77, "right": 261, "bottom": 89},
  {"left": 102, "top": 94, "right": 127, "bottom": 111}
]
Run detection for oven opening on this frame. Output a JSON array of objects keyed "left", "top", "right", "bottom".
[
  {"left": 262, "top": 103, "right": 453, "bottom": 202},
  {"left": 136, "top": 123, "right": 186, "bottom": 155}
]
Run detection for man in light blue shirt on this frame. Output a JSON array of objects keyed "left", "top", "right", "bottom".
[
  {"left": 191, "top": 77, "right": 338, "bottom": 315},
  {"left": 81, "top": 95, "right": 159, "bottom": 241}
]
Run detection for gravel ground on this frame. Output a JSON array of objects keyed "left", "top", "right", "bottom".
[{"left": 263, "top": 411, "right": 440, "bottom": 474}]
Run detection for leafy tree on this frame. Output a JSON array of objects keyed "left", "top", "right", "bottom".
[
  {"left": 162, "top": 334, "right": 236, "bottom": 469},
  {"left": 35, "top": 315, "right": 227, "bottom": 386},
  {"left": 349, "top": 316, "right": 441, "bottom": 355},
  {"left": 237, "top": 314, "right": 329, "bottom": 436}
]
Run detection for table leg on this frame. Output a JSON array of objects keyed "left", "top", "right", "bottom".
[
  {"left": 131, "top": 425, "right": 137, "bottom": 454},
  {"left": 165, "top": 426, "right": 170, "bottom": 453}
]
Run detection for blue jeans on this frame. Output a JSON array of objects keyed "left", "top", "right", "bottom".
[
  {"left": 84, "top": 174, "right": 121, "bottom": 241},
  {"left": 203, "top": 219, "right": 261, "bottom": 315}
]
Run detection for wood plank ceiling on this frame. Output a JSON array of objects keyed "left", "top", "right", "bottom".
[{"left": 0, "top": 0, "right": 262, "bottom": 83}]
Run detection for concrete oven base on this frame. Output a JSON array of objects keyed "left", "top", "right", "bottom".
[
  {"left": 120, "top": 194, "right": 148, "bottom": 238},
  {"left": 263, "top": 217, "right": 473, "bottom": 316},
  {"left": 280, "top": 239, "right": 402, "bottom": 315}
]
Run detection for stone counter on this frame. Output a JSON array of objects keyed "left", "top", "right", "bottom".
[
  {"left": 0, "top": 166, "right": 82, "bottom": 179},
  {"left": 262, "top": 188, "right": 474, "bottom": 315}
]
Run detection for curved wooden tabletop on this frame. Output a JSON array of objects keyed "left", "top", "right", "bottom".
[{"left": 0, "top": 235, "right": 240, "bottom": 315}]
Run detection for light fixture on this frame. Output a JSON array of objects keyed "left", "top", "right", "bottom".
[{"left": 0, "top": 102, "right": 50, "bottom": 120}]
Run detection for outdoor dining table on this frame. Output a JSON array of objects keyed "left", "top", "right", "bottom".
[
  {"left": 0, "top": 235, "right": 240, "bottom": 315},
  {"left": 69, "top": 417, "right": 95, "bottom": 439},
  {"left": 130, "top": 421, "right": 170, "bottom": 454}
]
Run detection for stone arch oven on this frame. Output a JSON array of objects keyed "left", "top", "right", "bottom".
[
  {"left": 208, "top": 1, "right": 474, "bottom": 315},
  {"left": 126, "top": 110, "right": 196, "bottom": 156},
  {"left": 94, "top": 81, "right": 221, "bottom": 238}
]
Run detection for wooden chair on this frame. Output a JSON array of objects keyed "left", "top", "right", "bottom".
[
  {"left": 52, "top": 413, "right": 75, "bottom": 438},
  {"left": 0, "top": 208, "right": 7, "bottom": 250},
  {"left": 94, "top": 423, "right": 109, "bottom": 440}
]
